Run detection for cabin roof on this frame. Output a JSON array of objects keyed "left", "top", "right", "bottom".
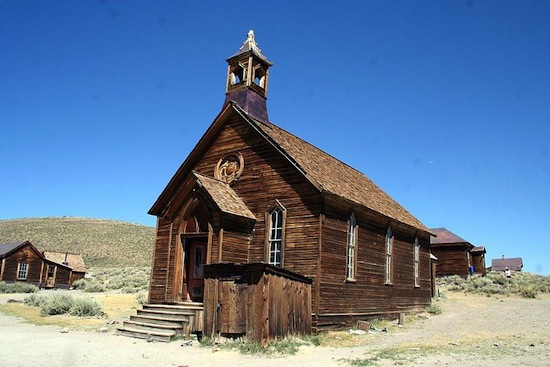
[
  {"left": 492, "top": 257, "right": 523, "bottom": 271},
  {"left": 430, "top": 228, "right": 472, "bottom": 246},
  {"left": 193, "top": 171, "right": 256, "bottom": 221},
  {"left": 43, "top": 251, "right": 87, "bottom": 272},
  {"left": 0, "top": 241, "right": 29, "bottom": 258}
]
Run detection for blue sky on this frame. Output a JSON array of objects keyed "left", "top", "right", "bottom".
[{"left": 1, "top": 1, "right": 549, "bottom": 274}]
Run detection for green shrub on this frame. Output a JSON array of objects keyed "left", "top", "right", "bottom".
[
  {"left": 23, "top": 294, "right": 48, "bottom": 307},
  {"left": 83, "top": 281, "right": 106, "bottom": 293},
  {"left": 69, "top": 297, "right": 103, "bottom": 317},
  {"left": 0, "top": 282, "right": 39, "bottom": 294},
  {"left": 40, "top": 294, "right": 74, "bottom": 316},
  {"left": 135, "top": 292, "right": 148, "bottom": 305},
  {"left": 71, "top": 279, "right": 88, "bottom": 290},
  {"left": 519, "top": 286, "right": 538, "bottom": 299},
  {"left": 426, "top": 302, "right": 442, "bottom": 315}
]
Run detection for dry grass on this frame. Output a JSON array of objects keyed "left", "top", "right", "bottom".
[
  {"left": 0, "top": 217, "right": 155, "bottom": 267},
  {"left": 0, "top": 292, "right": 141, "bottom": 330}
]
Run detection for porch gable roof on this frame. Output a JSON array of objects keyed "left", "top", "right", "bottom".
[{"left": 193, "top": 171, "right": 256, "bottom": 221}]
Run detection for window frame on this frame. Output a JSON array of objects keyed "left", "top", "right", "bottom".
[
  {"left": 17, "top": 262, "right": 28, "bottom": 280},
  {"left": 265, "top": 200, "right": 286, "bottom": 267},
  {"left": 385, "top": 227, "right": 394, "bottom": 284},
  {"left": 346, "top": 213, "right": 358, "bottom": 281},
  {"left": 414, "top": 237, "right": 420, "bottom": 287}
]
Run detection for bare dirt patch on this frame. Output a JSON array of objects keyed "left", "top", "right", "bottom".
[{"left": 1, "top": 291, "right": 549, "bottom": 367}]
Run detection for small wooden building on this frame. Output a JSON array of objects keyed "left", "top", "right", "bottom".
[
  {"left": 491, "top": 257, "right": 523, "bottom": 272},
  {"left": 430, "top": 228, "right": 486, "bottom": 277},
  {"left": 42, "top": 251, "right": 87, "bottom": 289},
  {"left": 0, "top": 241, "right": 86, "bottom": 289},
  {"left": 147, "top": 31, "right": 434, "bottom": 340},
  {"left": 0, "top": 241, "right": 45, "bottom": 286}
]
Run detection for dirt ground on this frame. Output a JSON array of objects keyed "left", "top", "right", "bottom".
[{"left": 1, "top": 291, "right": 549, "bottom": 367}]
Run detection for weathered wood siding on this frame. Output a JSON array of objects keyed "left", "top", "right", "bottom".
[
  {"left": 51, "top": 265, "right": 71, "bottom": 288},
  {"left": 219, "top": 231, "right": 250, "bottom": 263},
  {"left": 191, "top": 115, "right": 321, "bottom": 298},
  {"left": 471, "top": 253, "right": 486, "bottom": 275},
  {"left": 431, "top": 245, "right": 470, "bottom": 277},
  {"left": 1, "top": 244, "right": 43, "bottom": 286},
  {"left": 318, "top": 198, "right": 432, "bottom": 328},
  {"left": 149, "top": 217, "right": 173, "bottom": 303},
  {"left": 203, "top": 263, "right": 312, "bottom": 343}
]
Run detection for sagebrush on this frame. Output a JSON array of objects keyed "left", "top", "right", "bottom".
[{"left": 437, "top": 271, "right": 550, "bottom": 298}]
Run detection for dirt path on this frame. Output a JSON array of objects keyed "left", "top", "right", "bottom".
[{"left": 1, "top": 292, "right": 549, "bottom": 367}]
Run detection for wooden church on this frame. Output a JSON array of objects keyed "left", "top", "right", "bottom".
[{"left": 146, "top": 31, "right": 434, "bottom": 340}]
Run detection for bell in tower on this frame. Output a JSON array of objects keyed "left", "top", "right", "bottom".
[{"left": 224, "top": 30, "right": 272, "bottom": 123}]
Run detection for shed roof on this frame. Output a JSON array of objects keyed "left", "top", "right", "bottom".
[
  {"left": 43, "top": 251, "right": 87, "bottom": 272},
  {"left": 471, "top": 246, "right": 486, "bottom": 253},
  {"left": 492, "top": 257, "right": 523, "bottom": 271}
]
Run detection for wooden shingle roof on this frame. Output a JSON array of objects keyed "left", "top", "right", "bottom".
[
  {"left": 43, "top": 251, "right": 87, "bottom": 272},
  {"left": 150, "top": 102, "right": 431, "bottom": 235},
  {"left": 193, "top": 171, "right": 256, "bottom": 220},
  {"left": 245, "top": 110, "right": 430, "bottom": 233}
]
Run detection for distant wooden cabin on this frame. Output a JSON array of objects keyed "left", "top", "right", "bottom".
[
  {"left": 0, "top": 241, "right": 45, "bottom": 286},
  {"left": 42, "top": 251, "right": 87, "bottom": 289},
  {"left": 430, "top": 228, "right": 486, "bottom": 277},
  {"left": 0, "top": 241, "right": 86, "bottom": 288},
  {"left": 147, "top": 31, "right": 434, "bottom": 341},
  {"left": 491, "top": 257, "right": 523, "bottom": 272}
]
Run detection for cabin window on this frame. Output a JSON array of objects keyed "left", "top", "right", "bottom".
[
  {"left": 17, "top": 262, "right": 28, "bottom": 280},
  {"left": 346, "top": 214, "right": 358, "bottom": 281},
  {"left": 385, "top": 227, "right": 393, "bottom": 284},
  {"left": 414, "top": 237, "right": 420, "bottom": 287},
  {"left": 266, "top": 201, "right": 286, "bottom": 267}
]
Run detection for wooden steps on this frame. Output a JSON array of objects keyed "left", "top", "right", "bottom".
[{"left": 117, "top": 302, "right": 204, "bottom": 342}]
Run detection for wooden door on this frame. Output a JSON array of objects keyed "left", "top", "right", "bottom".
[
  {"left": 187, "top": 240, "right": 206, "bottom": 302},
  {"left": 45, "top": 265, "right": 56, "bottom": 288}
]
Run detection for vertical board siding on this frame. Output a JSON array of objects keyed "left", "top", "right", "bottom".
[
  {"left": 203, "top": 263, "right": 312, "bottom": 343},
  {"left": 149, "top": 218, "right": 172, "bottom": 303}
]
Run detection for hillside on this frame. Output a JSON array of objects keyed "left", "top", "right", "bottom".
[{"left": 0, "top": 217, "right": 155, "bottom": 268}]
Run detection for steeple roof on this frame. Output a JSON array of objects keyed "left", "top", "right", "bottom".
[{"left": 228, "top": 30, "right": 272, "bottom": 65}]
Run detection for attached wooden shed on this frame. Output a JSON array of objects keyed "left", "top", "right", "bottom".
[
  {"left": 42, "top": 251, "right": 87, "bottom": 288},
  {"left": 430, "top": 228, "right": 487, "bottom": 277},
  {"left": 203, "top": 263, "right": 312, "bottom": 343}
]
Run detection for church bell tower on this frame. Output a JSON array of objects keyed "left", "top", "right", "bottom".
[{"left": 224, "top": 30, "right": 272, "bottom": 123}]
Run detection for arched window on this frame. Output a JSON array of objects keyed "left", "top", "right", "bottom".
[
  {"left": 385, "top": 227, "right": 393, "bottom": 284},
  {"left": 414, "top": 237, "right": 420, "bottom": 287},
  {"left": 266, "top": 201, "right": 286, "bottom": 267},
  {"left": 346, "top": 214, "right": 358, "bottom": 280},
  {"left": 182, "top": 200, "right": 209, "bottom": 234}
]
